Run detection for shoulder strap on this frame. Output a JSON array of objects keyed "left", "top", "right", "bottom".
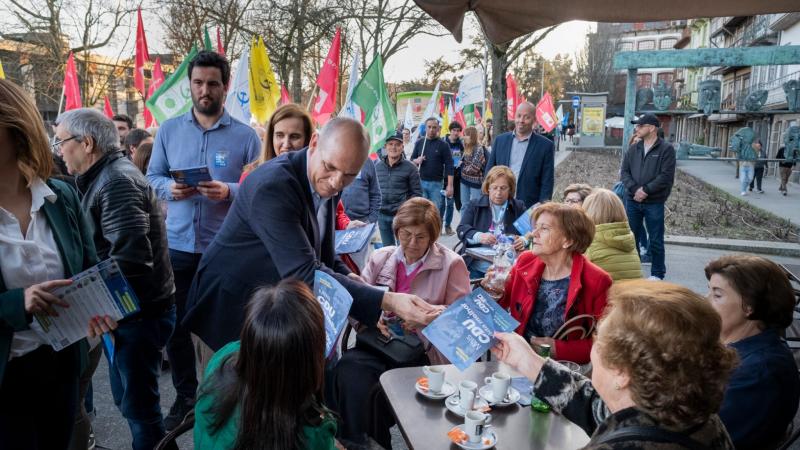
[{"left": 593, "top": 425, "right": 711, "bottom": 450}]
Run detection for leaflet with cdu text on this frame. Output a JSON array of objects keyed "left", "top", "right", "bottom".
[
  {"left": 422, "top": 288, "right": 519, "bottom": 371},
  {"left": 314, "top": 270, "right": 354, "bottom": 356},
  {"left": 334, "top": 222, "right": 376, "bottom": 255}
]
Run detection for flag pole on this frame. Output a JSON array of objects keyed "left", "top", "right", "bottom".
[
  {"left": 57, "top": 84, "right": 65, "bottom": 117},
  {"left": 306, "top": 84, "right": 318, "bottom": 112}
]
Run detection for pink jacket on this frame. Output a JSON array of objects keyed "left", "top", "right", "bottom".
[{"left": 361, "top": 242, "right": 472, "bottom": 364}]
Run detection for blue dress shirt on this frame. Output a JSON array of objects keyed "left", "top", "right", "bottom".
[{"left": 147, "top": 109, "right": 260, "bottom": 253}]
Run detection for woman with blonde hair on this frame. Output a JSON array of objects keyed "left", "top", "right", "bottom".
[
  {"left": 493, "top": 280, "right": 737, "bottom": 449},
  {"left": 458, "top": 126, "right": 489, "bottom": 210},
  {"left": 562, "top": 183, "right": 593, "bottom": 207},
  {"left": 582, "top": 188, "right": 642, "bottom": 281}
]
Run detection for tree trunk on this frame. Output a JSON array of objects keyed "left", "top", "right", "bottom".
[
  {"left": 490, "top": 43, "right": 509, "bottom": 139},
  {"left": 291, "top": 0, "right": 307, "bottom": 103}
]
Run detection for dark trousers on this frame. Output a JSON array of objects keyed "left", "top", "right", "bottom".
[
  {"left": 626, "top": 200, "right": 666, "bottom": 279},
  {"left": 166, "top": 249, "right": 202, "bottom": 400},
  {"left": 69, "top": 343, "right": 102, "bottom": 450},
  {"left": 108, "top": 307, "right": 176, "bottom": 450},
  {"left": 749, "top": 167, "right": 764, "bottom": 191},
  {"left": 332, "top": 348, "right": 428, "bottom": 449},
  {"left": 0, "top": 344, "right": 80, "bottom": 449}
]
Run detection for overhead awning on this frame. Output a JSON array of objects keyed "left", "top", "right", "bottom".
[
  {"left": 412, "top": 1, "right": 800, "bottom": 44},
  {"left": 605, "top": 116, "right": 625, "bottom": 129},
  {"left": 707, "top": 113, "right": 741, "bottom": 123},
  {"left": 687, "top": 113, "right": 706, "bottom": 119}
]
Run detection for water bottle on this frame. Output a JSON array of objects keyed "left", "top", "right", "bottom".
[
  {"left": 531, "top": 344, "right": 552, "bottom": 412},
  {"left": 489, "top": 235, "right": 514, "bottom": 291}
]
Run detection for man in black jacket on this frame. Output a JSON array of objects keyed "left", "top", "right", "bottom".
[
  {"left": 56, "top": 108, "right": 176, "bottom": 450},
  {"left": 375, "top": 131, "right": 422, "bottom": 245},
  {"left": 620, "top": 114, "right": 676, "bottom": 281},
  {"left": 411, "top": 117, "right": 454, "bottom": 230}
]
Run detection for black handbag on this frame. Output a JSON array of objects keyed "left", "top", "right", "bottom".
[{"left": 355, "top": 327, "right": 427, "bottom": 367}]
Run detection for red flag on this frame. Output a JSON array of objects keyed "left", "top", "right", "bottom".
[
  {"left": 63, "top": 52, "right": 82, "bottom": 111},
  {"left": 103, "top": 96, "right": 114, "bottom": 118},
  {"left": 280, "top": 84, "right": 291, "bottom": 105},
  {"left": 216, "top": 26, "right": 226, "bottom": 56},
  {"left": 144, "top": 58, "right": 164, "bottom": 127},
  {"left": 134, "top": 8, "right": 150, "bottom": 95},
  {"left": 535, "top": 92, "right": 558, "bottom": 132},
  {"left": 474, "top": 105, "right": 482, "bottom": 123},
  {"left": 311, "top": 28, "right": 341, "bottom": 126},
  {"left": 438, "top": 95, "right": 446, "bottom": 117},
  {"left": 506, "top": 74, "right": 519, "bottom": 120}
]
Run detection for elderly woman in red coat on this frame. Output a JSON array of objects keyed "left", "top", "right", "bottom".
[{"left": 483, "top": 202, "right": 611, "bottom": 363}]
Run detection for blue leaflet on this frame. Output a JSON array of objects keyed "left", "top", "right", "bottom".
[
  {"left": 422, "top": 288, "right": 519, "bottom": 371},
  {"left": 334, "top": 222, "right": 377, "bottom": 254},
  {"left": 513, "top": 205, "right": 536, "bottom": 236},
  {"left": 314, "top": 271, "right": 354, "bottom": 356},
  {"left": 169, "top": 165, "right": 213, "bottom": 187}
]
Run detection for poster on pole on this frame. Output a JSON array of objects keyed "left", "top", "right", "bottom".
[{"left": 581, "top": 106, "right": 605, "bottom": 137}]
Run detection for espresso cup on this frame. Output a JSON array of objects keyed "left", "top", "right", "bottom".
[
  {"left": 484, "top": 371, "right": 511, "bottom": 403},
  {"left": 422, "top": 366, "right": 445, "bottom": 394},
  {"left": 464, "top": 410, "right": 492, "bottom": 443},
  {"left": 459, "top": 380, "right": 478, "bottom": 411}
]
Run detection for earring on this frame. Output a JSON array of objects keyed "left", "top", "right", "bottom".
[{"left": 614, "top": 382, "right": 621, "bottom": 390}]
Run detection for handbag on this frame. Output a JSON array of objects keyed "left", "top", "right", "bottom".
[
  {"left": 355, "top": 326, "right": 427, "bottom": 367},
  {"left": 613, "top": 181, "right": 625, "bottom": 200},
  {"left": 552, "top": 313, "right": 596, "bottom": 341}
]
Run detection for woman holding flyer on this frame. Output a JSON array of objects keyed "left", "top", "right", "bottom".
[
  {"left": 332, "top": 198, "right": 471, "bottom": 449},
  {"left": 0, "top": 78, "right": 116, "bottom": 449},
  {"left": 482, "top": 202, "right": 611, "bottom": 364}
]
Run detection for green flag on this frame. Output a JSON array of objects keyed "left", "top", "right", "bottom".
[
  {"left": 463, "top": 104, "right": 475, "bottom": 126},
  {"left": 351, "top": 55, "right": 396, "bottom": 154},
  {"left": 145, "top": 45, "right": 198, "bottom": 124},
  {"left": 203, "top": 27, "right": 213, "bottom": 51}
]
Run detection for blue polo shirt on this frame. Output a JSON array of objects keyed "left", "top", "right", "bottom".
[{"left": 147, "top": 109, "right": 260, "bottom": 253}]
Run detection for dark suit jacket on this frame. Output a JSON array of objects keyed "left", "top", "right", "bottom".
[
  {"left": 0, "top": 179, "right": 97, "bottom": 381},
  {"left": 487, "top": 132, "right": 554, "bottom": 207},
  {"left": 456, "top": 195, "right": 527, "bottom": 267},
  {"left": 184, "top": 149, "right": 385, "bottom": 351}
]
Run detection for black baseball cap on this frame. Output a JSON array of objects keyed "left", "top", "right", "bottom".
[
  {"left": 631, "top": 113, "right": 660, "bottom": 127},
  {"left": 385, "top": 131, "right": 403, "bottom": 144}
]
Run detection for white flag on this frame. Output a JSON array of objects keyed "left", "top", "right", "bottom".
[
  {"left": 411, "top": 81, "right": 440, "bottom": 143},
  {"left": 341, "top": 50, "right": 362, "bottom": 122},
  {"left": 455, "top": 69, "right": 485, "bottom": 111},
  {"left": 403, "top": 102, "right": 414, "bottom": 130},
  {"left": 556, "top": 104, "right": 564, "bottom": 123},
  {"left": 225, "top": 46, "right": 251, "bottom": 123}
]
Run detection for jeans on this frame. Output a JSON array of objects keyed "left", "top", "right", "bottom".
[
  {"left": 166, "top": 250, "right": 202, "bottom": 400},
  {"left": 421, "top": 179, "right": 445, "bottom": 218},
  {"left": 108, "top": 307, "right": 176, "bottom": 450},
  {"left": 626, "top": 200, "right": 666, "bottom": 279},
  {"left": 749, "top": 167, "right": 764, "bottom": 191},
  {"left": 441, "top": 195, "right": 454, "bottom": 227},
  {"left": 378, "top": 213, "right": 396, "bottom": 246},
  {"left": 460, "top": 183, "right": 482, "bottom": 212},
  {"left": 739, "top": 164, "right": 754, "bottom": 193}
]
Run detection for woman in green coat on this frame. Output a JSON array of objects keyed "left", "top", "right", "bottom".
[{"left": 582, "top": 188, "right": 643, "bottom": 281}]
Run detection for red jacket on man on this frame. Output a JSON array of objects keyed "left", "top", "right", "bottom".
[{"left": 498, "top": 251, "right": 612, "bottom": 363}]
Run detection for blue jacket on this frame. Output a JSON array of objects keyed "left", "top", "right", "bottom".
[
  {"left": 341, "top": 159, "right": 381, "bottom": 223},
  {"left": 487, "top": 132, "right": 554, "bottom": 207},
  {"left": 456, "top": 195, "right": 527, "bottom": 267},
  {"left": 720, "top": 329, "right": 800, "bottom": 450},
  {"left": 183, "top": 149, "right": 385, "bottom": 351}
]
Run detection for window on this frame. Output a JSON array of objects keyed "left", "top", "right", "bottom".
[
  {"left": 657, "top": 73, "right": 674, "bottom": 86},
  {"left": 660, "top": 38, "right": 678, "bottom": 49},
  {"left": 637, "top": 40, "right": 656, "bottom": 50},
  {"left": 637, "top": 73, "right": 653, "bottom": 89},
  {"left": 618, "top": 41, "right": 634, "bottom": 51}
]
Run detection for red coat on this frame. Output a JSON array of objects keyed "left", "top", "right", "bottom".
[{"left": 498, "top": 251, "right": 612, "bottom": 364}]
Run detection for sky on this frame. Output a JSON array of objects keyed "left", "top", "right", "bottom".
[{"left": 383, "top": 19, "right": 595, "bottom": 82}]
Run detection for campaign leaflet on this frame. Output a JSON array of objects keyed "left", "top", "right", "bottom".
[
  {"left": 422, "top": 288, "right": 519, "bottom": 371},
  {"left": 314, "top": 271, "right": 354, "bottom": 356},
  {"left": 169, "top": 165, "right": 212, "bottom": 187},
  {"left": 334, "top": 222, "right": 376, "bottom": 255},
  {"left": 29, "top": 259, "right": 140, "bottom": 351},
  {"left": 513, "top": 205, "right": 536, "bottom": 236}
]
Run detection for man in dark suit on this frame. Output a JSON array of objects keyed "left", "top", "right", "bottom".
[
  {"left": 183, "top": 118, "right": 441, "bottom": 353},
  {"left": 486, "top": 102, "right": 555, "bottom": 208}
]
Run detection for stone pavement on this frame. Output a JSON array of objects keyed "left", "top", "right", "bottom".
[{"left": 678, "top": 159, "right": 800, "bottom": 225}]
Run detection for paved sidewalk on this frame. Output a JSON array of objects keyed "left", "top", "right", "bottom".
[{"left": 678, "top": 159, "right": 800, "bottom": 224}]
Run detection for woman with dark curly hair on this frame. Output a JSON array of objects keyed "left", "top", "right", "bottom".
[
  {"left": 493, "top": 280, "right": 737, "bottom": 449},
  {"left": 706, "top": 255, "right": 800, "bottom": 450}
]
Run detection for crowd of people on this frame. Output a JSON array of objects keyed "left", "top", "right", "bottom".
[{"left": 1, "top": 48, "right": 799, "bottom": 450}]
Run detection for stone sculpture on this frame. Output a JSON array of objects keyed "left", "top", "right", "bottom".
[{"left": 698, "top": 79, "right": 721, "bottom": 115}]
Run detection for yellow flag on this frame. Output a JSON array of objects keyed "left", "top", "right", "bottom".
[
  {"left": 0, "top": 58, "right": 5, "bottom": 79},
  {"left": 441, "top": 103, "right": 450, "bottom": 137},
  {"left": 485, "top": 101, "right": 493, "bottom": 120},
  {"left": 248, "top": 36, "right": 280, "bottom": 123}
]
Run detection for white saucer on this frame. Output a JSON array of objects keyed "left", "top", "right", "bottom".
[
  {"left": 451, "top": 424, "right": 498, "bottom": 449},
  {"left": 478, "top": 385, "right": 521, "bottom": 406},
  {"left": 445, "top": 393, "right": 491, "bottom": 417},
  {"left": 415, "top": 380, "right": 456, "bottom": 400}
]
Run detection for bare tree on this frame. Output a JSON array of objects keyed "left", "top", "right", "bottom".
[
  {"left": 488, "top": 26, "right": 558, "bottom": 134},
  {"left": 3, "top": 0, "right": 134, "bottom": 113},
  {"left": 574, "top": 29, "right": 616, "bottom": 93}
]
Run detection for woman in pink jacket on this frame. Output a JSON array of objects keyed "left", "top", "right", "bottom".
[{"left": 332, "top": 197, "right": 471, "bottom": 449}]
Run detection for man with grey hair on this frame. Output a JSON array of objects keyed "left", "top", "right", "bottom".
[
  {"left": 55, "top": 108, "right": 177, "bottom": 450},
  {"left": 184, "top": 117, "right": 442, "bottom": 353}
]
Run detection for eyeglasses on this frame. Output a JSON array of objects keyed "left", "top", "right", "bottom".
[
  {"left": 564, "top": 198, "right": 582, "bottom": 205},
  {"left": 51, "top": 135, "right": 80, "bottom": 151},
  {"left": 488, "top": 185, "right": 510, "bottom": 192}
]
